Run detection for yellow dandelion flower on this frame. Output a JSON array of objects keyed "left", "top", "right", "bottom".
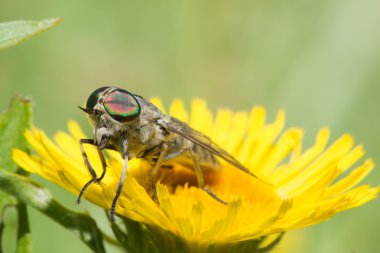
[{"left": 12, "top": 98, "right": 379, "bottom": 252}]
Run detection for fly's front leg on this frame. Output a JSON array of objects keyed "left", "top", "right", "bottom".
[
  {"left": 77, "top": 139, "right": 99, "bottom": 204},
  {"left": 95, "top": 143, "right": 118, "bottom": 182},
  {"left": 189, "top": 150, "right": 228, "bottom": 205},
  {"left": 95, "top": 146, "right": 107, "bottom": 183},
  {"left": 150, "top": 143, "right": 169, "bottom": 203},
  {"left": 77, "top": 139, "right": 116, "bottom": 204},
  {"left": 110, "top": 154, "right": 128, "bottom": 222}
]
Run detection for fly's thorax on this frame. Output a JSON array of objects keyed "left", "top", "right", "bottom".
[{"left": 123, "top": 119, "right": 175, "bottom": 159}]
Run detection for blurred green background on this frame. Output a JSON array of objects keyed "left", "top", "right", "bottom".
[{"left": 1, "top": 0, "right": 380, "bottom": 252}]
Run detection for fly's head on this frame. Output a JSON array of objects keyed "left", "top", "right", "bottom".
[{"left": 79, "top": 86, "right": 141, "bottom": 149}]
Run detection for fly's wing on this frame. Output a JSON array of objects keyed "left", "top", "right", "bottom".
[{"left": 157, "top": 117, "right": 260, "bottom": 180}]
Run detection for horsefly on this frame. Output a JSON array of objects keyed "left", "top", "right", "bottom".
[{"left": 76, "top": 86, "right": 262, "bottom": 221}]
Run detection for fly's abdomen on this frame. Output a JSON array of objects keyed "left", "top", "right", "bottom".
[
  {"left": 166, "top": 136, "right": 222, "bottom": 172},
  {"left": 140, "top": 134, "right": 222, "bottom": 172},
  {"left": 189, "top": 142, "right": 221, "bottom": 171}
]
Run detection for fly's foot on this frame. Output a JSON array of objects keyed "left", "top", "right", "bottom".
[
  {"left": 151, "top": 182, "right": 160, "bottom": 205},
  {"left": 76, "top": 191, "right": 83, "bottom": 205},
  {"left": 203, "top": 186, "right": 228, "bottom": 205},
  {"left": 109, "top": 209, "right": 116, "bottom": 222},
  {"left": 76, "top": 177, "right": 97, "bottom": 204}
]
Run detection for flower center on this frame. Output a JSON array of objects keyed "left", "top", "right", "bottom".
[{"left": 128, "top": 160, "right": 280, "bottom": 205}]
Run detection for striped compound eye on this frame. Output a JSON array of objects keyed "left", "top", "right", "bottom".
[
  {"left": 86, "top": 86, "right": 110, "bottom": 109},
  {"left": 103, "top": 88, "right": 141, "bottom": 122}
]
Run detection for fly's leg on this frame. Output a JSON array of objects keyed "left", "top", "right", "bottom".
[
  {"left": 77, "top": 139, "right": 116, "bottom": 204},
  {"left": 150, "top": 143, "right": 169, "bottom": 202},
  {"left": 77, "top": 139, "right": 99, "bottom": 204},
  {"left": 109, "top": 154, "right": 128, "bottom": 222},
  {"left": 189, "top": 150, "right": 228, "bottom": 205},
  {"left": 95, "top": 146, "right": 107, "bottom": 183}
]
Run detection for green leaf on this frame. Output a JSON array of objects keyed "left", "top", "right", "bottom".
[
  {"left": 0, "top": 18, "right": 62, "bottom": 50},
  {"left": 0, "top": 96, "right": 32, "bottom": 173},
  {"left": 0, "top": 96, "right": 33, "bottom": 252},
  {"left": 0, "top": 170, "right": 106, "bottom": 253}
]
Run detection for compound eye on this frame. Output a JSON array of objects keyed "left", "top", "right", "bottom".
[
  {"left": 103, "top": 89, "right": 140, "bottom": 122},
  {"left": 86, "top": 86, "right": 110, "bottom": 109}
]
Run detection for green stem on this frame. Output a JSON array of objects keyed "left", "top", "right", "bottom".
[
  {"left": 110, "top": 221, "right": 129, "bottom": 252},
  {"left": 0, "top": 216, "right": 4, "bottom": 253},
  {"left": 16, "top": 202, "right": 32, "bottom": 253},
  {"left": 101, "top": 231, "right": 121, "bottom": 247},
  {"left": 0, "top": 169, "right": 106, "bottom": 253},
  {"left": 15, "top": 168, "right": 32, "bottom": 253},
  {"left": 0, "top": 204, "right": 16, "bottom": 253}
]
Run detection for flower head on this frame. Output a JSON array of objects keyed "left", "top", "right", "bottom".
[{"left": 13, "top": 98, "right": 379, "bottom": 250}]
